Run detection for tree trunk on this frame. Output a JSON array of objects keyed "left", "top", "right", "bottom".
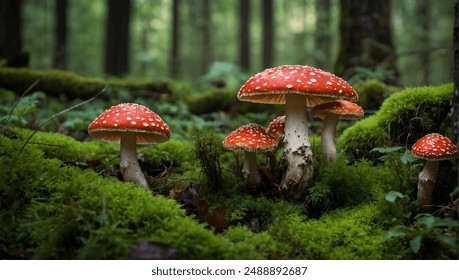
[
  {"left": 0, "top": 0, "right": 28, "bottom": 67},
  {"left": 414, "top": 0, "right": 430, "bottom": 84},
  {"left": 104, "top": 0, "right": 132, "bottom": 76},
  {"left": 314, "top": 0, "right": 331, "bottom": 70},
  {"left": 170, "top": 0, "right": 180, "bottom": 77},
  {"left": 53, "top": 0, "right": 68, "bottom": 69},
  {"left": 239, "top": 0, "right": 250, "bottom": 71},
  {"left": 452, "top": 0, "right": 459, "bottom": 220},
  {"left": 262, "top": 0, "right": 274, "bottom": 69},
  {"left": 334, "top": 0, "right": 398, "bottom": 85},
  {"left": 200, "top": 0, "right": 211, "bottom": 74}
]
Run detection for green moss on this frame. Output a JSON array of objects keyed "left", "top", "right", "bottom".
[
  {"left": 0, "top": 134, "right": 280, "bottom": 259},
  {"left": 307, "top": 154, "right": 404, "bottom": 216},
  {"left": 270, "top": 204, "right": 407, "bottom": 259},
  {"left": 353, "top": 79, "right": 398, "bottom": 110},
  {"left": 186, "top": 88, "right": 282, "bottom": 116},
  {"left": 337, "top": 83, "right": 453, "bottom": 159}
]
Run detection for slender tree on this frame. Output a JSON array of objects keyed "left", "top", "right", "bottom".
[
  {"left": 262, "top": 0, "right": 274, "bottom": 69},
  {"left": 53, "top": 0, "right": 68, "bottom": 69},
  {"left": 239, "top": 0, "right": 250, "bottom": 71},
  {"left": 200, "top": 0, "right": 211, "bottom": 74},
  {"left": 170, "top": 0, "right": 180, "bottom": 77},
  {"left": 414, "top": 0, "right": 430, "bottom": 84},
  {"left": 334, "top": 0, "right": 398, "bottom": 85},
  {"left": 104, "top": 0, "right": 132, "bottom": 76},
  {"left": 0, "top": 0, "right": 27, "bottom": 67},
  {"left": 314, "top": 0, "right": 331, "bottom": 70}
]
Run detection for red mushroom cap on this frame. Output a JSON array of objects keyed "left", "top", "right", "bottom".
[
  {"left": 223, "top": 123, "right": 278, "bottom": 153},
  {"left": 267, "top": 115, "right": 285, "bottom": 141},
  {"left": 411, "top": 133, "right": 457, "bottom": 161},
  {"left": 88, "top": 103, "right": 170, "bottom": 144},
  {"left": 238, "top": 65, "right": 358, "bottom": 107},
  {"left": 311, "top": 100, "right": 364, "bottom": 120}
]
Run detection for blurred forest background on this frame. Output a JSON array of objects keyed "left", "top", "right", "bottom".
[{"left": 0, "top": 0, "right": 455, "bottom": 88}]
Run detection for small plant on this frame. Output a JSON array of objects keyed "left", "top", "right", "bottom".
[
  {"left": 370, "top": 146, "right": 419, "bottom": 194},
  {"left": 194, "top": 130, "right": 222, "bottom": 190},
  {"left": 383, "top": 190, "right": 458, "bottom": 258},
  {"left": 384, "top": 212, "right": 458, "bottom": 257}
]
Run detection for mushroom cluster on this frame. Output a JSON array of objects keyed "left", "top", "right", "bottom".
[
  {"left": 238, "top": 65, "right": 358, "bottom": 199},
  {"left": 88, "top": 103, "right": 170, "bottom": 189}
]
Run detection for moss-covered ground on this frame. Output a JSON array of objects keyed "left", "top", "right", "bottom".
[{"left": 0, "top": 72, "right": 457, "bottom": 259}]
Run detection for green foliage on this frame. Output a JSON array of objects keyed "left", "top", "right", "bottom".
[
  {"left": 381, "top": 187, "right": 458, "bottom": 259},
  {"left": 384, "top": 214, "right": 458, "bottom": 258},
  {"left": 307, "top": 154, "right": 400, "bottom": 214},
  {"left": 201, "top": 61, "right": 250, "bottom": 90},
  {"left": 347, "top": 66, "right": 396, "bottom": 85},
  {"left": 337, "top": 83, "right": 453, "bottom": 160},
  {"left": 0, "top": 91, "right": 46, "bottom": 128},
  {"left": 194, "top": 130, "right": 223, "bottom": 190}
]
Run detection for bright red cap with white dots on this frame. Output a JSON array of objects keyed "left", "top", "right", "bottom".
[
  {"left": 88, "top": 103, "right": 170, "bottom": 144},
  {"left": 411, "top": 133, "right": 457, "bottom": 161},
  {"left": 267, "top": 115, "right": 285, "bottom": 141},
  {"left": 223, "top": 123, "right": 278, "bottom": 153},
  {"left": 238, "top": 65, "right": 358, "bottom": 107}
]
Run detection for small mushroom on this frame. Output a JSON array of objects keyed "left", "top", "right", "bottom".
[
  {"left": 311, "top": 100, "right": 364, "bottom": 165},
  {"left": 267, "top": 115, "right": 285, "bottom": 171},
  {"left": 222, "top": 123, "right": 278, "bottom": 188},
  {"left": 88, "top": 103, "right": 170, "bottom": 189},
  {"left": 267, "top": 115, "right": 286, "bottom": 142},
  {"left": 411, "top": 133, "right": 457, "bottom": 210}
]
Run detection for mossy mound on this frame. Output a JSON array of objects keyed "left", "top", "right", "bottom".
[
  {"left": 0, "top": 128, "right": 408, "bottom": 259},
  {"left": 0, "top": 67, "right": 174, "bottom": 100},
  {"left": 337, "top": 83, "right": 453, "bottom": 160},
  {"left": 0, "top": 133, "right": 281, "bottom": 259},
  {"left": 352, "top": 79, "right": 399, "bottom": 110},
  {"left": 186, "top": 88, "right": 283, "bottom": 116}
]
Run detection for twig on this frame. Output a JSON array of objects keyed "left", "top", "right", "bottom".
[{"left": 17, "top": 86, "right": 107, "bottom": 157}]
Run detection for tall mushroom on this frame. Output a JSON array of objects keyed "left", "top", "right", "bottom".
[
  {"left": 88, "top": 103, "right": 170, "bottom": 189},
  {"left": 411, "top": 133, "right": 457, "bottom": 210},
  {"left": 311, "top": 100, "right": 364, "bottom": 165},
  {"left": 222, "top": 123, "right": 278, "bottom": 188},
  {"left": 238, "top": 65, "right": 358, "bottom": 199}
]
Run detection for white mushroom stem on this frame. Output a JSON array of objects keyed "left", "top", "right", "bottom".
[
  {"left": 242, "top": 151, "right": 262, "bottom": 188},
  {"left": 417, "top": 160, "right": 439, "bottom": 210},
  {"left": 321, "top": 113, "right": 339, "bottom": 165},
  {"left": 120, "top": 133, "right": 149, "bottom": 189},
  {"left": 280, "top": 94, "right": 313, "bottom": 199}
]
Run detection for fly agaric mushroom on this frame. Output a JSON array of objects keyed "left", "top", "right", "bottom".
[
  {"left": 238, "top": 65, "right": 358, "bottom": 199},
  {"left": 88, "top": 103, "right": 170, "bottom": 189},
  {"left": 411, "top": 133, "right": 457, "bottom": 210},
  {"left": 267, "top": 115, "right": 285, "bottom": 171},
  {"left": 223, "top": 123, "right": 278, "bottom": 188},
  {"left": 311, "top": 100, "right": 364, "bottom": 165},
  {"left": 267, "top": 115, "right": 286, "bottom": 142}
]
